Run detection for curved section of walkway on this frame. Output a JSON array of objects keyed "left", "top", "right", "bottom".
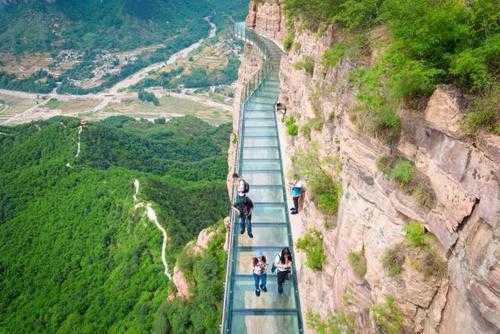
[{"left": 222, "top": 26, "right": 304, "bottom": 334}]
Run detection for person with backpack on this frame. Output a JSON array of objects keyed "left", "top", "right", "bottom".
[
  {"left": 272, "top": 247, "right": 293, "bottom": 294},
  {"left": 252, "top": 254, "right": 268, "bottom": 296},
  {"left": 289, "top": 179, "right": 303, "bottom": 215},
  {"left": 233, "top": 191, "right": 254, "bottom": 238}
]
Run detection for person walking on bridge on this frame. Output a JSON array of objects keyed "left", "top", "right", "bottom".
[
  {"left": 233, "top": 191, "right": 254, "bottom": 238},
  {"left": 253, "top": 254, "right": 268, "bottom": 296},
  {"left": 273, "top": 247, "right": 293, "bottom": 294}
]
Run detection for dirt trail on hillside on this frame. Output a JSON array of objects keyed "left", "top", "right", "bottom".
[
  {"left": 133, "top": 179, "right": 171, "bottom": 279},
  {"left": 75, "top": 125, "right": 83, "bottom": 158}
]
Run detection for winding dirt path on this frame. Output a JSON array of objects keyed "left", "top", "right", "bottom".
[
  {"left": 133, "top": 179, "right": 171, "bottom": 279},
  {"left": 75, "top": 125, "right": 83, "bottom": 158}
]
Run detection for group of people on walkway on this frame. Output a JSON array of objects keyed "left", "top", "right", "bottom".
[
  {"left": 252, "top": 247, "right": 293, "bottom": 296},
  {"left": 232, "top": 175, "right": 302, "bottom": 297}
]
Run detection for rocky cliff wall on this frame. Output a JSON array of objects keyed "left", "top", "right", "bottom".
[{"left": 235, "top": 1, "right": 500, "bottom": 333}]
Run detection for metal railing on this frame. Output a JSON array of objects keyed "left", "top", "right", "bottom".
[{"left": 220, "top": 22, "right": 281, "bottom": 333}]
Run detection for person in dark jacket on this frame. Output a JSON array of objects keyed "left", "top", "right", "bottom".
[
  {"left": 273, "top": 247, "right": 292, "bottom": 294},
  {"left": 233, "top": 192, "right": 254, "bottom": 238}
]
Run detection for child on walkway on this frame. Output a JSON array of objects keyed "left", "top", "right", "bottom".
[{"left": 253, "top": 254, "right": 268, "bottom": 296}]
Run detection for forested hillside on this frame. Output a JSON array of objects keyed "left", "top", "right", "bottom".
[
  {"left": 0, "top": 0, "right": 246, "bottom": 54},
  {"left": 0, "top": 0, "right": 248, "bottom": 93},
  {"left": 0, "top": 116, "right": 230, "bottom": 333}
]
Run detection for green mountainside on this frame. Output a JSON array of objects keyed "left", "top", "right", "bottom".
[
  {"left": 0, "top": 116, "right": 230, "bottom": 333},
  {"left": 0, "top": 0, "right": 246, "bottom": 54},
  {"left": 0, "top": 0, "right": 248, "bottom": 94}
]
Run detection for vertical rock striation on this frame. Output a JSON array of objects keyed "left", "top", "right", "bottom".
[{"left": 231, "top": 1, "right": 500, "bottom": 333}]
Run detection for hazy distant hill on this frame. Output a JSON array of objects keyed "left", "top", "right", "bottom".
[{"left": 0, "top": 0, "right": 247, "bottom": 54}]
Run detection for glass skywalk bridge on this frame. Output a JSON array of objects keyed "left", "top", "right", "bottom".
[{"left": 221, "top": 24, "right": 304, "bottom": 334}]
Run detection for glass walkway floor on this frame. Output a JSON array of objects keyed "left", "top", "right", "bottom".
[{"left": 222, "top": 29, "right": 304, "bottom": 333}]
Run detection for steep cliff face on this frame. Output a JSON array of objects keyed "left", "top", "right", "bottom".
[{"left": 236, "top": 1, "right": 499, "bottom": 333}]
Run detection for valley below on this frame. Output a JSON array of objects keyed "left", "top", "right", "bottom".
[
  {"left": 0, "top": 16, "right": 237, "bottom": 127},
  {"left": 0, "top": 1, "right": 246, "bottom": 333}
]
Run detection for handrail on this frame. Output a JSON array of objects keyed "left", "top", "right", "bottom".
[{"left": 220, "top": 22, "right": 280, "bottom": 333}]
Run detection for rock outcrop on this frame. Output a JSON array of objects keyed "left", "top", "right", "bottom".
[
  {"left": 232, "top": 1, "right": 500, "bottom": 333},
  {"left": 170, "top": 223, "right": 224, "bottom": 300}
]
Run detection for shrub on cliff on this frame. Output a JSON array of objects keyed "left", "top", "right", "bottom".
[
  {"left": 382, "top": 223, "right": 447, "bottom": 279},
  {"left": 285, "top": 116, "right": 299, "bottom": 136},
  {"left": 390, "top": 159, "right": 413, "bottom": 186},
  {"left": 404, "top": 222, "right": 429, "bottom": 248},
  {"left": 306, "top": 310, "right": 356, "bottom": 334},
  {"left": 292, "top": 145, "right": 342, "bottom": 215},
  {"left": 377, "top": 156, "right": 436, "bottom": 209},
  {"left": 284, "top": 31, "right": 295, "bottom": 52},
  {"left": 293, "top": 56, "right": 315, "bottom": 75},
  {"left": 323, "top": 43, "right": 347, "bottom": 67},
  {"left": 348, "top": 249, "right": 367, "bottom": 278},
  {"left": 404, "top": 222, "right": 448, "bottom": 278},
  {"left": 463, "top": 85, "right": 500, "bottom": 135},
  {"left": 382, "top": 243, "right": 406, "bottom": 277},
  {"left": 350, "top": 65, "right": 401, "bottom": 143},
  {"left": 371, "top": 296, "right": 404, "bottom": 334},
  {"left": 301, "top": 117, "right": 323, "bottom": 140},
  {"left": 297, "top": 229, "right": 326, "bottom": 271}
]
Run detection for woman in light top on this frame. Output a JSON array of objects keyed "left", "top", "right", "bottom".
[
  {"left": 274, "top": 247, "right": 292, "bottom": 294},
  {"left": 253, "top": 255, "right": 267, "bottom": 297}
]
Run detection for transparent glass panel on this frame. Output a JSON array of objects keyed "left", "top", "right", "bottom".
[
  {"left": 252, "top": 97, "right": 276, "bottom": 104},
  {"left": 245, "top": 103, "right": 273, "bottom": 112},
  {"left": 241, "top": 160, "right": 281, "bottom": 171},
  {"left": 244, "top": 112, "right": 274, "bottom": 119},
  {"left": 241, "top": 171, "right": 282, "bottom": 185},
  {"left": 243, "top": 148, "right": 279, "bottom": 160},
  {"left": 252, "top": 204, "right": 286, "bottom": 223},
  {"left": 260, "top": 83, "right": 279, "bottom": 90},
  {"left": 244, "top": 127, "right": 277, "bottom": 137},
  {"left": 248, "top": 186, "right": 283, "bottom": 203},
  {"left": 230, "top": 314, "right": 299, "bottom": 334},
  {"left": 245, "top": 119, "right": 275, "bottom": 127},
  {"left": 238, "top": 225, "right": 289, "bottom": 247},
  {"left": 254, "top": 96, "right": 276, "bottom": 101},
  {"left": 264, "top": 80, "right": 280, "bottom": 85},
  {"left": 231, "top": 276, "right": 297, "bottom": 310},
  {"left": 243, "top": 137, "right": 278, "bottom": 148}
]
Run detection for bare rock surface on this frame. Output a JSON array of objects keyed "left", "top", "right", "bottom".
[
  {"left": 232, "top": 2, "right": 500, "bottom": 333},
  {"left": 172, "top": 265, "right": 190, "bottom": 300},
  {"left": 424, "top": 85, "right": 466, "bottom": 137}
]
